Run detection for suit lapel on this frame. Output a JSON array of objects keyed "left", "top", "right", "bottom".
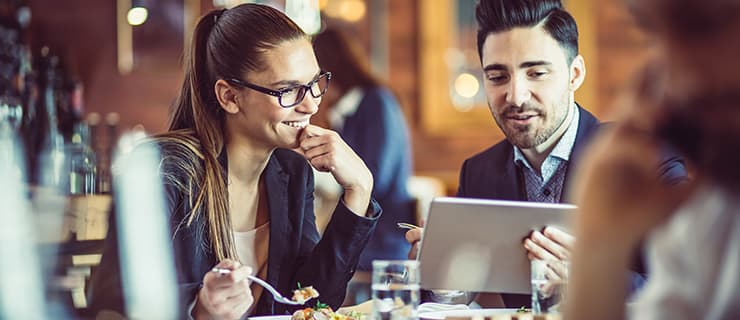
[
  {"left": 263, "top": 154, "right": 290, "bottom": 314},
  {"left": 561, "top": 105, "right": 601, "bottom": 202},
  {"left": 488, "top": 144, "right": 526, "bottom": 201},
  {"left": 500, "top": 148, "right": 526, "bottom": 201}
]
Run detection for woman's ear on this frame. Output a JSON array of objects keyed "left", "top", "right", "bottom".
[
  {"left": 215, "top": 79, "right": 240, "bottom": 114},
  {"left": 569, "top": 55, "right": 586, "bottom": 92}
]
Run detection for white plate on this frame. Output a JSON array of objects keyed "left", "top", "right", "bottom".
[
  {"left": 248, "top": 316, "right": 292, "bottom": 320},
  {"left": 419, "top": 308, "right": 519, "bottom": 320}
]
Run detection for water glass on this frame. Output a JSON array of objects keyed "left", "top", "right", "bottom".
[
  {"left": 531, "top": 259, "right": 569, "bottom": 314},
  {"left": 372, "top": 260, "right": 420, "bottom": 320}
]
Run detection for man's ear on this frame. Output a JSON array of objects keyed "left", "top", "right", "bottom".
[
  {"left": 569, "top": 55, "right": 586, "bottom": 92},
  {"left": 215, "top": 79, "right": 240, "bottom": 114}
]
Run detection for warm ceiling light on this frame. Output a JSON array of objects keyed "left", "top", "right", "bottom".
[
  {"left": 454, "top": 73, "right": 480, "bottom": 98},
  {"left": 127, "top": 7, "right": 148, "bottom": 26},
  {"left": 339, "top": 0, "right": 366, "bottom": 22}
]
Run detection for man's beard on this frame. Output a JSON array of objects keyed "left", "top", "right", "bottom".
[
  {"left": 656, "top": 93, "right": 740, "bottom": 191},
  {"left": 492, "top": 100, "right": 569, "bottom": 149}
]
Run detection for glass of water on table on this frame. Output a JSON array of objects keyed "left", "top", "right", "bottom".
[
  {"left": 372, "top": 260, "right": 420, "bottom": 320},
  {"left": 531, "top": 259, "right": 569, "bottom": 315}
]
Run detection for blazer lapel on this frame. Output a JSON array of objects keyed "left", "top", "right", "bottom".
[
  {"left": 561, "top": 105, "right": 601, "bottom": 202},
  {"left": 495, "top": 148, "right": 525, "bottom": 201},
  {"left": 263, "top": 154, "right": 290, "bottom": 314}
]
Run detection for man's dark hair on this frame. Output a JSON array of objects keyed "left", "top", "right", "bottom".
[{"left": 476, "top": 0, "right": 579, "bottom": 64}]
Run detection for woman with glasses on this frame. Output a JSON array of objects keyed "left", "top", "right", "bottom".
[{"left": 89, "top": 4, "right": 379, "bottom": 319}]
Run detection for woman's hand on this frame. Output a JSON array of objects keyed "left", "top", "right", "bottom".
[
  {"left": 296, "top": 125, "right": 373, "bottom": 216},
  {"left": 194, "top": 260, "right": 254, "bottom": 320}
]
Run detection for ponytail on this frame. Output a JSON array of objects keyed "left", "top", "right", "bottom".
[{"left": 168, "top": 8, "right": 236, "bottom": 261}]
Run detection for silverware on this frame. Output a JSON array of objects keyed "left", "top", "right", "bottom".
[
  {"left": 396, "top": 222, "right": 421, "bottom": 230},
  {"left": 211, "top": 267, "right": 304, "bottom": 305}
]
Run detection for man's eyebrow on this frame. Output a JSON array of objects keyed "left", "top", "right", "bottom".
[
  {"left": 519, "top": 61, "right": 552, "bottom": 68},
  {"left": 483, "top": 61, "right": 552, "bottom": 72},
  {"left": 483, "top": 64, "right": 508, "bottom": 72}
]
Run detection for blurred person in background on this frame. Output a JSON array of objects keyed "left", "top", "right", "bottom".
[
  {"left": 568, "top": 0, "right": 740, "bottom": 319},
  {"left": 88, "top": 4, "right": 380, "bottom": 319},
  {"left": 405, "top": 0, "right": 687, "bottom": 308},
  {"left": 312, "top": 27, "right": 416, "bottom": 305}
]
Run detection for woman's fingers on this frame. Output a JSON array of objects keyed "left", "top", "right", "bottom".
[
  {"left": 206, "top": 276, "right": 251, "bottom": 304},
  {"left": 214, "top": 291, "right": 253, "bottom": 319},
  {"left": 204, "top": 263, "right": 252, "bottom": 290},
  {"left": 298, "top": 125, "right": 371, "bottom": 187},
  {"left": 298, "top": 125, "right": 336, "bottom": 149},
  {"left": 199, "top": 260, "right": 254, "bottom": 318}
]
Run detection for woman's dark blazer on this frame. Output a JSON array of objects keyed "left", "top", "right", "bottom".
[{"left": 88, "top": 144, "right": 381, "bottom": 317}]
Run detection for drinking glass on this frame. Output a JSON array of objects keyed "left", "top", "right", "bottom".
[
  {"left": 372, "top": 260, "right": 420, "bottom": 320},
  {"left": 531, "top": 259, "right": 569, "bottom": 314}
]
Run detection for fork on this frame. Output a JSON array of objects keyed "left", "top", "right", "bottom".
[
  {"left": 396, "top": 222, "right": 421, "bottom": 230},
  {"left": 211, "top": 267, "right": 305, "bottom": 305}
]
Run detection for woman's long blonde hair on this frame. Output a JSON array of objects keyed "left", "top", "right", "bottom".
[{"left": 157, "top": 4, "right": 307, "bottom": 261}]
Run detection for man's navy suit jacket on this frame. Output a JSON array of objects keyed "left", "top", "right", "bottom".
[{"left": 455, "top": 105, "right": 688, "bottom": 307}]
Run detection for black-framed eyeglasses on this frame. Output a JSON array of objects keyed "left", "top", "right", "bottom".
[{"left": 225, "top": 71, "right": 332, "bottom": 108}]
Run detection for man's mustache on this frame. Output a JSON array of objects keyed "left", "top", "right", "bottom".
[{"left": 501, "top": 103, "right": 544, "bottom": 117}]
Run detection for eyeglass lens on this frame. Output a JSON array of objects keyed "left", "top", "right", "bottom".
[{"left": 279, "top": 74, "right": 330, "bottom": 108}]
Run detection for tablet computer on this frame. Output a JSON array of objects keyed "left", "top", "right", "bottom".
[{"left": 418, "top": 197, "right": 575, "bottom": 294}]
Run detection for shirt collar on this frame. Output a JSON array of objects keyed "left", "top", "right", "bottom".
[
  {"left": 549, "top": 103, "right": 580, "bottom": 162},
  {"left": 328, "top": 87, "right": 363, "bottom": 131},
  {"left": 513, "top": 103, "right": 580, "bottom": 168}
]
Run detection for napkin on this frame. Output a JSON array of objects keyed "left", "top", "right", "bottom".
[{"left": 417, "top": 302, "right": 470, "bottom": 314}]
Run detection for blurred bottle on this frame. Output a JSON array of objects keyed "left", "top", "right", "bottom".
[
  {"left": 0, "top": 5, "right": 25, "bottom": 134},
  {"left": 35, "top": 47, "right": 68, "bottom": 191},
  {"left": 96, "top": 112, "right": 119, "bottom": 194},
  {"left": 66, "top": 81, "right": 96, "bottom": 194},
  {"left": 19, "top": 46, "right": 40, "bottom": 179}
]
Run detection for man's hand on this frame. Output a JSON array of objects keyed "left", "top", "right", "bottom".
[
  {"left": 405, "top": 228, "right": 423, "bottom": 260},
  {"left": 523, "top": 226, "right": 575, "bottom": 261}
]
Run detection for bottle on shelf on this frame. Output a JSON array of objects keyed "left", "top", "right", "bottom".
[
  {"left": 66, "top": 81, "right": 96, "bottom": 195},
  {"left": 96, "top": 112, "right": 119, "bottom": 194},
  {"left": 0, "top": 10, "right": 25, "bottom": 133},
  {"left": 35, "top": 47, "right": 68, "bottom": 191}
]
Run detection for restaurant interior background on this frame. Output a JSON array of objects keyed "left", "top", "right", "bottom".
[
  {"left": 0, "top": 0, "right": 655, "bottom": 316},
  {"left": 12, "top": 0, "right": 651, "bottom": 193}
]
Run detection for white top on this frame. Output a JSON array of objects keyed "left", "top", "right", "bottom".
[
  {"left": 234, "top": 222, "right": 270, "bottom": 315},
  {"left": 629, "top": 186, "right": 740, "bottom": 319}
]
